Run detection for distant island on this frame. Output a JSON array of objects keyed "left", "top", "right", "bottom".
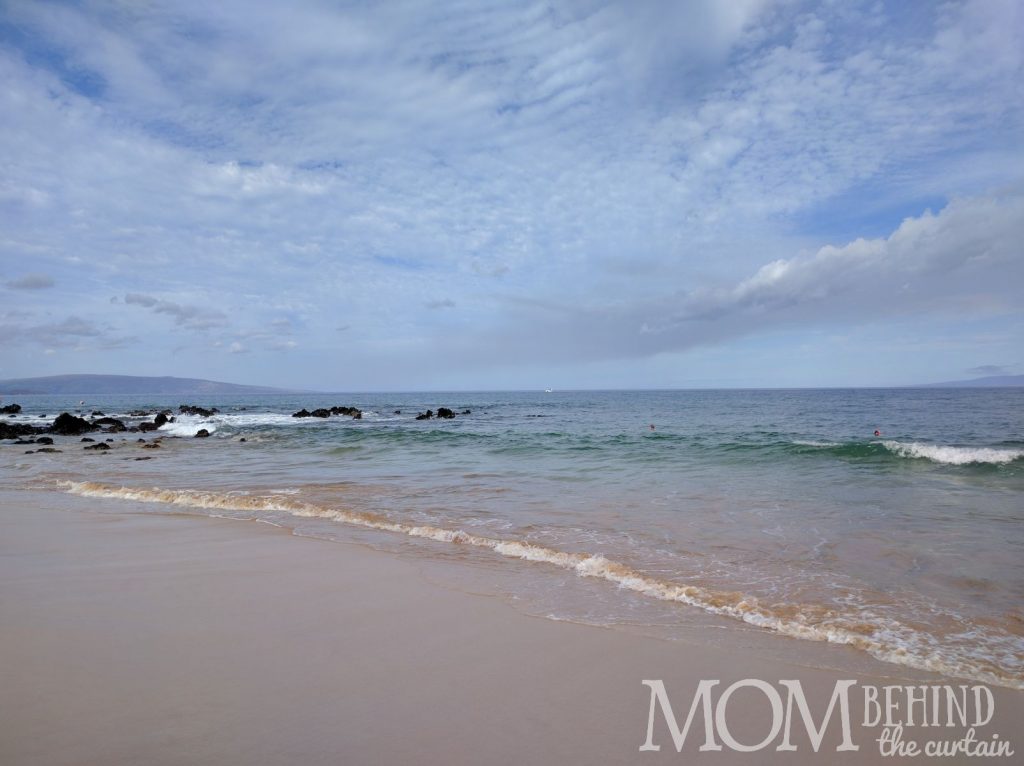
[
  {"left": 0, "top": 374, "right": 305, "bottom": 396},
  {"left": 913, "top": 374, "right": 1024, "bottom": 388},
  {"left": 1, "top": 373, "right": 1020, "bottom": 395}
]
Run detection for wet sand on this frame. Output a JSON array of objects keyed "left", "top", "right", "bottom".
[{"left": 2, "top": 490, "right": 1021, "bottom": 765}]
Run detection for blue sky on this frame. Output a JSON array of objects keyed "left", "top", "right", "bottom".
[{"left": 1, "top": 0, "right": 1021, "bottom": 390}]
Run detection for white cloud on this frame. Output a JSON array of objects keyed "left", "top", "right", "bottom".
[
  {"left": 671, "top": 194, "right": 1023, "bottom": 325},
  {"left": 453, "top": 192, "right": 1024, "bottom": 364},
  {"left": 0, "top": 0, "right": 1020, "bottom": 385}
]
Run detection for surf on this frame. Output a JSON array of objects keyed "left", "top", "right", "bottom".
[{"left": 61, "top": 480, "right": 1024, "bottom": 690}]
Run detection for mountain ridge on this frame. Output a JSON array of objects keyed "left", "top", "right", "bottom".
[
  {"left": 0, "top": 374, "right": 308, "bottom": 395},
  {"left": 913, "top": 374, "right": 1024, "bottom": 388}
]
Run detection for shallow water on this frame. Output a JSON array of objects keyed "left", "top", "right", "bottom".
[{"left": 2, "top": 388, "right": 1022, "bottom": 687}]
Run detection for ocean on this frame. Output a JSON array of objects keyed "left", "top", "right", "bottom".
[{"left": 2, "top": 388, "right": 1022, "bottom": 688}]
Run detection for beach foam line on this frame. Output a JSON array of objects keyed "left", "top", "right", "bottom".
[{"left": 61, "top": 480, "right": 1024, "bottom": 689}]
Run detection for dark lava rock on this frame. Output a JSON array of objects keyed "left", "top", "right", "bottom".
[
  {"left": 84, "top": 442, "right": 110, "bottom": 451},
  {"left": 194, "top": 429, "right": 210, "bottom": 438},
  {"left": 81, "top": 437, "right": 95, "bottom": 443},
  {"left": 154, "top": 412, "right": 169, "bottom": 427},
  {"left": 461, "top": 409, "right": 471, "bottom": 415},
  {"left": 139, "top": 421, "right": 160, "bottom": 432},
  {"left": 415, "top": 410, "right": 434, "bottom": 420},
  {"left": 294, "top": 406, "right": 363, "bottom": 419},
  {"left": 92, "top": 417, "right": 127, "bottom": 432},
  {"left": 137, "top": 438, "right": 146, "bottom": 443},
  {"left": 1, "top": 422, "right": 45, "bottom": 440},
  {"left": 329, "top": 406, "right": 363, "bottom": 418},
  {"left": 105, "top": 438, "right": 113, "bottom": 442},
  {"left": 0, "top": 403, "right": 22, "bottom": 414},
  {"left": 14, "top": 439, "right": 35, "bottom": 445},
  {"left": 436, "top": 408, "right": 456, "bottom": 419},
  {"left": 394, "top": 410, "right": 401, "bottom": 414},
  {"left": 180, "top": 405, "right": 218, "bottom": 417},
  {"left": 142, "top": 442, "right": 161, "bottom": 449},
  {"left": 129, "top": 410, "right": 151, "bottom": 417},
  {"left": 36, "top": 436, "right": 53, "bottom": 445},
  {"left": 239, "top": 438, "right": 247, "bottom": 443},
  {"left": 51, "top": 412, "right": 96, "bottom": 435},
  {"left": 134, "top": 456, "right": 153, "bottom": 461},
  {"left": 91, "top": 410, "right": 105, "bottom": 417},
  {"left": 37, "top": 447, "right": 61, "bottom": 453}
]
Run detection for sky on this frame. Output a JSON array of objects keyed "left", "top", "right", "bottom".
[{"left": 0, "top": 0, "right": 1021, "bottom": 390}]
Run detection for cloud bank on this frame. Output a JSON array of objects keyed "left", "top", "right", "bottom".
[
  {"left": 5, "top": 273, "right": 55, "bottom": 290},
  {"left": 0, "top": 0, "right": 1020, "bottom": 387}
]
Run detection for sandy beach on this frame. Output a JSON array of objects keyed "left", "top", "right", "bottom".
[{"left": 2, "top": 489, "right": 1021, "bottom": 766}]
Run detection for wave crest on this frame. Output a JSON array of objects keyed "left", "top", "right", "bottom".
[{"left": 880, "top": 441, "right": 1024, "bottom": 465}]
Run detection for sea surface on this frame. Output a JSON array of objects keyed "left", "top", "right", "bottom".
[{"left": 2, "top": 388, "right": 1022, "bottom": 688}]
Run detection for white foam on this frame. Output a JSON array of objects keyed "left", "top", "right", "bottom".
[
  {"left": 158, "top": 414, "right": 216, "bottom": 436},
  {"left": 881, "top": 441, "right": 1023, "bottom": 465},
  {"left": 157, "top": 411, "right": 320, "bottom": 436},
  {"left": 60, "top": 480, "right": 1024, "bottom": 690}
]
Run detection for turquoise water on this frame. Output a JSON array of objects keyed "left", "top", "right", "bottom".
[{"left": 2, "top": 388, "right": 1023, "bottom": 687}]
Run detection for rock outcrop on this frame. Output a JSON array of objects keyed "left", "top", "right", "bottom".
[
  {"left": 414, "top": 407, "right": 468, "bottom": 420},
  {"left": 1, "top": 423, "right": 45, "bottom": 440},
  {"left": 179, "top": 405, "right": 218, "bottom": 417},
  {"left": 292, "top": 406, "right": 363, "bottom": 419},
  {"left": 51, "top": 412, "right": 96, "bottom": 435}
]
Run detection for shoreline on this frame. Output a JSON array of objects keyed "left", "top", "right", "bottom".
[{"left": 2, "top": 489, "right": 1022, "bottom": 765}]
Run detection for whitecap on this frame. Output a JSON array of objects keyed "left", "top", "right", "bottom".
[{"left": 880, "top": 441, "right": 1023, "bottom": 465}]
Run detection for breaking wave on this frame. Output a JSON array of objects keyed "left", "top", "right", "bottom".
[
  {"left": 879, "top": 441, "right": 1024, "bottom": 466},
  {"left": 788, "top": 439, "right": 1024, "bottom": 466}
]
